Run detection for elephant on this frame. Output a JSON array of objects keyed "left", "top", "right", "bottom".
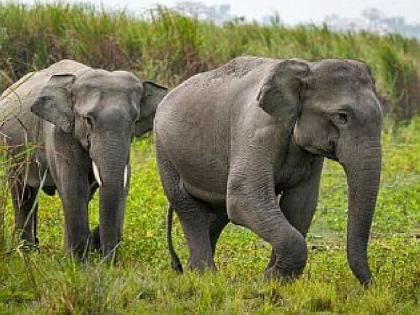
[
  {"left": 0, "top": 59, "right": 167, "bottom": 258},
  {"left": 155, "top": 57, "right": 383, "bottom": 285}
]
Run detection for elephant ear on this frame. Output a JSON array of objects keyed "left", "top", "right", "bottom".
[
  {"left": 135, "top": 81, "right": 168, "bottom": 137},
  {"left": 31, "top": 73, "right": 76, "bottom": 133},
  {"left": 257, "top": 59, "right": 310, "bottom": 121}
]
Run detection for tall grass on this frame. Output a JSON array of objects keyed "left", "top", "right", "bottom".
[
  {"left": 0, "top": 3, "right": 419, "bottom": 313},
  {"left": 0, "top": 2, "right": 419, "bottom": 120},
  {"left": 0, "top": 154, "right": 6, "bottom": 254}
]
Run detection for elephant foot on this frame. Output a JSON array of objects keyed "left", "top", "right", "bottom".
[
  {"left": 18, "top": 238, "right": 40, "bottom": 253},
  {"left": 264, "top": 254, "right": 307, "bottom": 282},
  {"left": 188, "top": 258, "right": 217, "bottom": 274},
  {"left": 90, "top": 226, "right": 101, "bottom": 252},
  {"left": 18, "top": 233, "right": 39, "bottom": 245},
  {"left": 65, "top": 232, "right": 93, "bottom": 261}
]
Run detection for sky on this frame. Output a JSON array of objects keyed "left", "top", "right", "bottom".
[{"left": 12, "top": 0, "right": 420, "bottom": 25}]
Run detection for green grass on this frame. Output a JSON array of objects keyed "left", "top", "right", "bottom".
[
  {"left": 0, "top": 117, "right": 419, "bottom": 314},
  {"left": 0, "top": 2, "right": 419, "bottom": 313},
  {"left": 0, "top": 2, "right": 419, "bottom": 120}
]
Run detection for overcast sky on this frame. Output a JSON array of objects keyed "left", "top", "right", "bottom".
[{"left": 12, "top": 0, "right": 420, "bottom": 25}]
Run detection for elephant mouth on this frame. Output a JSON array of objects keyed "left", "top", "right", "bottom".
[
  {"left": 324, "top": 139, "right": 338, "bottom": 161},
  {"left": 303, "top": 145, "right": 338, "bottom": 161},
  {"left": 324, "top": 152, "right": 338, "bottom": 161}
]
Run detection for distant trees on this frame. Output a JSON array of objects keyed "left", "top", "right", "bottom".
[
  {"left": 174, "top": 2, "right": 420, "bottom": 39},
  {"left": 174, "top": 1, "right": 233, "bottom": 24},
  {"left": 325, "top": 8, "right": 420, "bottom": 39}
]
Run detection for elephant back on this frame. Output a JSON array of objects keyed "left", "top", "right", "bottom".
[{"left": 0, "top": 60, "right": 90, "bottom": 125}]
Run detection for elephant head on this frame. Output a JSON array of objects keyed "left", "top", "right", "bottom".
[
  {"left": 259, "top": 59, "right": 383, "bottom": 285},
  {"left": 31, "top": 69, "right": 167, "bottom": 257}
]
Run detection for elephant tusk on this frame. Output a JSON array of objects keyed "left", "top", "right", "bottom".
[
  {"left": 123, "top": 164, "right": 128, "bottom": 188},
  {"left": 92, "top": 161, "right": 102, "bottom": 187}
]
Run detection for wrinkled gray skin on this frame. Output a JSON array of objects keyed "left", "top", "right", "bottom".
[
  {"left": 156, "top": 57, "right": 382, "bottom": 285},
  {"left": 0, "top": 60, "right": 167, "bottom": 258}
]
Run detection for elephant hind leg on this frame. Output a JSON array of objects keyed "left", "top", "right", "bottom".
[
  {"left": 166, "top": 206, "right": 229, "bottom": 272},
  {"left": 209, "top": 211, "right": 229, "bottom": 256},
  {"left": 157, "top": 148, "right": 215, "bottom": 272},
  {"left": 9, "top": 176, "right": 39, "bottom": 245},
  {"left": 171, "top": 197, "right": 215, "bottom": 272}
]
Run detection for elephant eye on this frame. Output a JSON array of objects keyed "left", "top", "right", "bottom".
[
  {"left": 338, "top": 113, "right": 348, "bottom": 123},
  {"left": 331, "top": 112, "right": 349, "bottom": 126}
]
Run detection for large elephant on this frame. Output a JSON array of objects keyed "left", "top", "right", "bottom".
[
  {"left": 155, "top": 57, "right": 382, "bottom": 285},
  {"left": 0, "top": 60, "right": 167, "bottom": 258}
]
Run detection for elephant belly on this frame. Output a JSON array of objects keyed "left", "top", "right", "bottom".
[
  {"left": 172, "top": 149, "right": 229, "bottom": 205},
  {"left": 183, "top": 180, "right": 227, "bottom": 206}
]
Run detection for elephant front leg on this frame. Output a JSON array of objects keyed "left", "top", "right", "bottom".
[
  {"left": 51, "top": 138, "right": 91, "bottom": 259},
  {"left": 267, "top": 158, "right": 323, "bottom": 271},
  {"left": 59, "top": 177, "right": 91, "bottom": 259},
  {"left": 9, "top": 175, "right": 39, "bottom": 245},
  {"left": 227, "top": 159, "right": 308, "bottom": 281}
]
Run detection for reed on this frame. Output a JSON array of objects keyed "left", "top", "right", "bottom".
[{"left": 0, "top": 2, "right": 419, "bottom": 120}]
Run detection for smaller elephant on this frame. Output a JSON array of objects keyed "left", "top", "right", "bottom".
[
  {"left": 0, "top": 59, "right": 168, "bottom": 258},
  {"left": 157, "top": 57, "right": 383, "bottom": 285}
]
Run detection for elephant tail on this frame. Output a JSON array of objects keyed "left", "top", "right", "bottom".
[{"left": 166, "top": 204, "right": 183, "bottom": 273}]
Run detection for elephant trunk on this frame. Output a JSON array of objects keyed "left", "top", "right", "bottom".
[
  {"left": 91, "top": 138, "right": 130, "bottom": 258},
  {"left": 340, "top": 138, "right": 381, "bottom": 285}
]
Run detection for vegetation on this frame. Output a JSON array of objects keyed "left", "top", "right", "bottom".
[
  {"left": 0, "top": 2, "right": 419, "bottom": 120},
  {"left": 0, "top": 2, "right": 419, "bottom": 314},
  {"left": 0, "top": 117, "right": 419, "bottom": 314}
]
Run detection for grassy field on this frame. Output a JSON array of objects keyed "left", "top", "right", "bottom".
[
  {"left": 0, "top": 117, "right": 419, "bottom": 314},
  {"left": 0, "top": 2, "right": 419, "bottom": 314}
]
